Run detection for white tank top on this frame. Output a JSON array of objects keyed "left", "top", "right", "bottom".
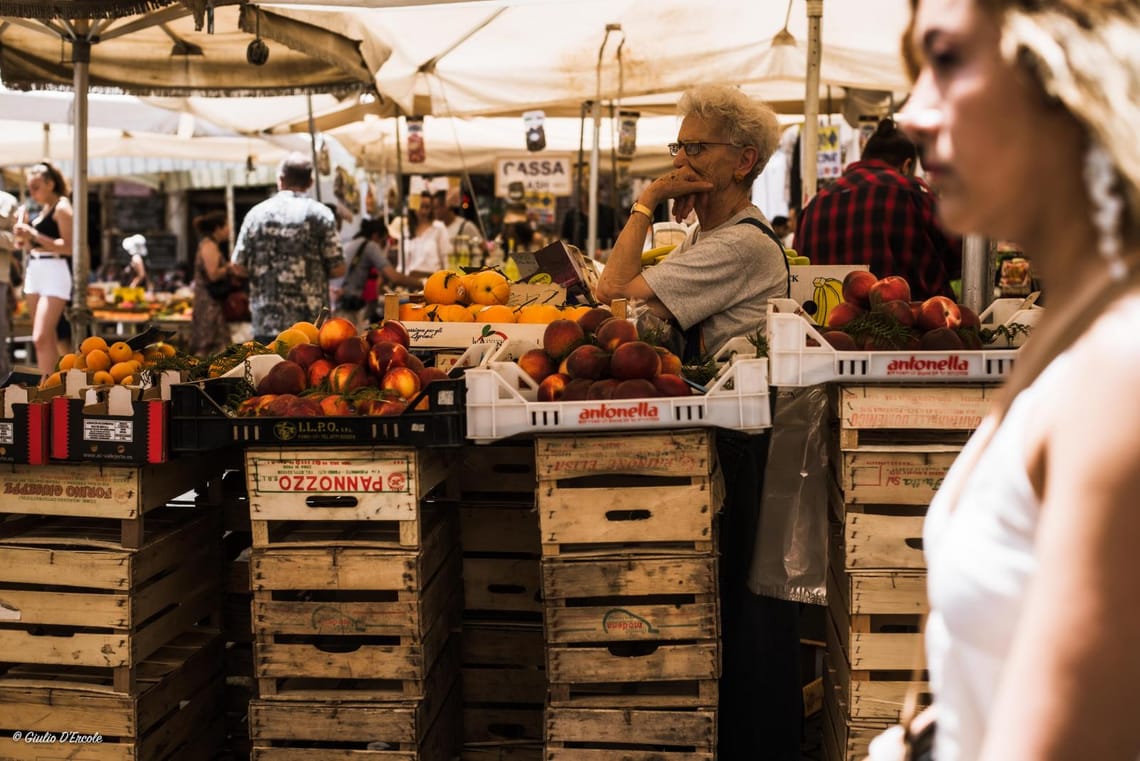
[{"left": 923, "top": 355, "right": 1067, "bottom": 761}]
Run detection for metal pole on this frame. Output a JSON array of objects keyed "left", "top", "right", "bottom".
[
  {"left": 961, "top": 234, "right": 990, "bottom": 315},
  {"left": 42, "top": 123, "right": 50, "bottom": 159},
  {"left": 394, "top": 112, "right": 406, "bottom": 274},
  {"left": 588, "top": 24, "right": 621, "bottom": 259},
  {"left": 225, "top": 171, "right": 236, "bottom": 253},
  {"left": 70, "top": 35, "right": 92, "bottom": 342},
  {"left": 801, "top": 0, "right": 823, "bottom": 204},
  {"left": 308, "top": 94, "right": 322, "bottom": 203}
]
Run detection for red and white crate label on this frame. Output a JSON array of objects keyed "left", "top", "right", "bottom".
[{"left": 248, "top": 453, "right": 414, "bottom": 496}]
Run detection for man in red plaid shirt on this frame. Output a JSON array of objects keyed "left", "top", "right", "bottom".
[{"left": 793, "top": 118, "right": 961, "bottom": 300}]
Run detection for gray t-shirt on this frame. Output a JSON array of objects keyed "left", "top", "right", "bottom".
[
  {"left": 340, "top": 238, "right": 390, "bottom": 299},
  {"left": 642, "top": 206, "right": 786, "bottom": 356}
]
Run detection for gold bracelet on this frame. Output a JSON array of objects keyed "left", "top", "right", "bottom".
[{"left": 631, "top": 202, "right": 653, "bottom": 220}]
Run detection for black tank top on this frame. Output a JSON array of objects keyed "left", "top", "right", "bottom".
[{"left": 33, "top": 205, "right": 61, "bottom": 240}]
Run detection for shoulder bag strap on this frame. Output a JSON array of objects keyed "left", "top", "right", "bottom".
[{"left": 735, "top": 216, "right": 791, "bottom": 297}]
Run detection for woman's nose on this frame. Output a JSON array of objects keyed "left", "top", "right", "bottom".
[
  {"left": 896, "top": 81, "right": 942, "bottom": 141},
  {"left": 672, "top": 151, "right": 688, "bottom": 169}
]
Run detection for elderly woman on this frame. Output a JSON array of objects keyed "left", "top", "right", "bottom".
[
  {"left": 596, "top": 84, "right": 787, "bottom": 360},
  {"left": 599, "top": 84, "right": 800, "bottom": 760},
  {"left": 866, "top": 2, "right": 1140, "bottom": 760}
]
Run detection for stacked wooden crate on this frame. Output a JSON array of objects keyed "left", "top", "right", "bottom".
[
  {"left": 456, "top": 444, "right": 544, "bottom": 761},
  {"left": 824, "top": 384, "right": 995, "bottom": 761},
  {"left": 0, "top": 457, "right": 225, "bottom": 761},
  {"left": 245, "top": 445, "right": 462, "bottom": 760},
  {"left": 220, "top": 466, "right": 255, "bottom": 761},
  {"left": 535, "top": 430, "right": 723, "bottom": 760}
]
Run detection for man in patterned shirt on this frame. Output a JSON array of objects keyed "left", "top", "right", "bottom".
[
  {"left": 793, "top": 118, "right": 960, "bottom": 300},
  {"left": 232, "top": 153, "right": 345, "bottom": 343}
]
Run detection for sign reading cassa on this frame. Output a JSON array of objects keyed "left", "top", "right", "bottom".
[{"left": 495, "top": 155, "right": 572, "bottom": 197}]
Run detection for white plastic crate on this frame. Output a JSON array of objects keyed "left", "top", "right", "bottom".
[
  {"left": 464, "top": 336, "right": 770, "bottom": 443},
  {"left": 766, "top": 298, "right": 1027, "bottom": 386},
  {"left": 404, "top": 320, "right": 547, "bottom": 349}
]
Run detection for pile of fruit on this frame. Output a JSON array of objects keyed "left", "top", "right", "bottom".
[
  {"left": 110, "top": 286, "right": 148, "bottom": 310},
  {"left": 40, "top": 336, "right": 180, "bottom": 389},
  {"left": 513, "top": 308, "right": 692, "bottom": 401},
  {"left": 401, "top": 268, "right": 591, "bottom": 325},
  {"left": 820, "top": 272, "right": 992, "bottom": 351},
  {"left": 234, "top": 318, "right": 448, "bottom": 418}
]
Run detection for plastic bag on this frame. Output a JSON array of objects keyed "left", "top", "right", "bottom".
[{"left": 747, "top": 384, "right": 831, "bottom": 605}]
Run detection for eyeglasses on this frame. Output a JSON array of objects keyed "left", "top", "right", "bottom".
[{"left": 667, "top": 141, "right": 741, "bottom": 157}]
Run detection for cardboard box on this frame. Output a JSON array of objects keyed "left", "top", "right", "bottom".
[
  {"left": 788, "top": 265, "right": 869, "bottom": 325},
  {"left": 51, "top": 383, "right": 168, "bottom": 464},
  {"left": 510, "top": 240, "right": 599, "bottom": 305},
  {"left": 0, "top": 385, "right": 52, "bottom": 465}
]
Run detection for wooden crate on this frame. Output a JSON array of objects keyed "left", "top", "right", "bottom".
[
  {"left": 251, "top": 511, "right": 461, "bottom": 701},
  {"left": 463, "top": 556, "right": 542, "bottom": 617},
  {"left": 832, "top": 504, "right": 927, "bottom": 572},
  {"left": 826, "top": 571, "right": 929, "bottom": 723},
  {"left": 822, "top": 680, "right": 892, "bottom": 761},
  {"left": 461, "top": 622, "right": 545, "bottom": 706},
  {"left": 835, "top": 384, "right": 994, "bottom": 450},
  {"left": 534, "top": 431, "right": 722, "bottom": 557},
  {"left": 838, "top": 447, "right": 960, "bottom": 506},
  {"left": 546, "top": 641, "right": 718, "bottom": 708},
  {"left": 0, "top": 507, "right": 221, "bottom": 693},
  {"left": 459, "top": 503, "right": 540, "bottom": 556},
  {"left": 250, "top": 674, "right": 460, "bottom": 761},
  {"left": 457, "top": 443, "right": 536, "bottom": 500},
  {"left": 463, "top": 705, "right": 544, "bottom": 745},
  {"left": 245, "top": 446, "right": 451, "bottom": 550},
  {"left": 0, "top": 630, "right": 224, "bottom": 761},
  {"left": 0, "top": 455, "right": 219, "bottom": 548},
  {"left": 460, "top": 746, "right": 542, "bottom": 761},
  {"left": 543, "top": 555, "right": 718, "bottom": 645},
  {"left": 545, "top": 706, "right": 716, "bottom": 760}
]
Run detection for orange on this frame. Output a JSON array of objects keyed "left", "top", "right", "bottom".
[
  {"left": 474, "top": 304, "right": 517, "bottom": 323},
  {"left": 515, "top": 304, "right": 562, "bottom": 324},
  {"left": 85, "top": 349, "right": 111, "bottom": 372},
  {"left": 436, "top": 303, "right": 474, "bottom": 322},
  {"left": 109, "top": 361, "right": 136, "bottom": 383},
  {"left": 79, "top": 336, "right": 108, "bottom": 355},
  {"left": 108, "top": 341, "right": 133, "bottom": 364},
  {"left": 132, "top": 351, "right": 146, "bottom": 365},
  {"left": 120, "top": 374, "right": 136, "bottom": 386},
  {"left": 58, "top": 353, "right": 80, "bottom": 371},
  {"left": 468, "top": 270, "right": 511, "bottom": 305},
  {"left": 149, "top": 342, "right": 177, "bottom": 359},
  {"left": 423, "top": 270, "right": 467, "bottom": 305},
  {"left": 398, "top": 302, "right": 429, "bottom": 322},
  {"left": 289, "top": 321, "right": 320, "bottom": 344},
  {"left": 92, "top": 370, "right": 115, "bottom": 386},
  {"left": 39, "top": 371, "right": 62, "bottom": 389},
  {"left": 274, "top": 328, "right": 310, "bottom": 354},
  {"left": 563, "top": 305, "right": 593, "bottom": 321}
]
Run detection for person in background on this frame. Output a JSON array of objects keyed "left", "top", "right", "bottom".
[
  {"left": 0, "top": 184, "right": 18, "bottom": 379},
  {"left": 13, "top": 161, "right": 72, "bottom": 377},
  {"left": 432, "top": 189, "right": 484, "bottom": 269},
  {"left": 864, "top": 2, "right": 1140, "bottom": 760},
  {"left": 334, "top": 217, "right": 424, "bottom": 326},
  {"left": 231, "top": 153, "right": 344, "bottom": 344},
  {"left": 396, "top": 192, "right": 451, "bottom": 279},
  {"left": 770, "top": 215, "right": 791, "bottom": 248},
  {"left": 120, "top": 234, "right": 149, "bottom": 289},
  {"left": 596, "top": 83, "right": 798, "bottom": 760},
  {"left": 794, "top": 117, "right": 961, "bottom": 300},
  {"left": 189, "top": 211, "right": 232, "bottom": 357}
]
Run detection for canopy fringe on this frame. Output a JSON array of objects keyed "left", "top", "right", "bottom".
[
  {"left": 0, "top": 0, "right": 180, "bottom": 20},
  {"left": 4, "top": 79, "right": 366, "bottom": 99}
]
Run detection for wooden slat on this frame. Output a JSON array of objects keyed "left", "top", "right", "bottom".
[
  {"left": 545, "top": 706, "right": 715, "bottom": 750},
  {"left": 462, "top": 705, "right": 543, "bottom": 743},
  {"left": 837, "top": 384, "right": 995, "bottom": 435},
  {"left": 844, "top": 511, "right": 926, "bottom": 571},
  {"left": 841, "top": 449, "right": 960, "bottom": 505},
  {"left": 459, "top": 504, "right": 540, "bottom": 555},
  {"left": 535, "top": 430, "right": 715, "bottom": 480},
  {"left": 462, "top": 556, "right": 542, "bottom": 614},
  {"left": 457, "top": 444, "right": 536, "bottom": 496}
]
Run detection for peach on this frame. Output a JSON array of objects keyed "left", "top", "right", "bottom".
[
  {"left": 594, "top": 318, "right": 639, "bottom": 351},
  {"left": 959, "top": 305, "right": 980, "bottom": 330},
  {"left": 916, "top": 296, "right": 962, "bottom": 331},
  {"left": 265, "top": 394, "right": 297, "bottom": 417},
  {"left": 960, "top": 329, "right": 983, "bottom": 349},
  {"left": 358, "top": 398, "right": 407, "bottom": 416},
  {"left": 537, "top": 373, "right": 570, "bottom": 402},
  {"left": 919, "top": 326, "right": 965, "bottom": 350},
  {"left": 654, "top": 346, "right": 683, "bottom": 376},
  {"left": 405, "top": 353, "right": 426, "bottom": 374},
  {"left": 286, "top": 342, "right": 325, "bottom": 371},
  {"left": 318, "top": 317, "right": 358, "bottom": 355},
  {"left": 367, "top": 341, "right": 410, "bottom": 380},
  {"left": 610, "top": 341, "right": 662, "bottom": 381},
  {"left": 319, "top": 394, "right": 355, "bottom": 416},
  {"left": 381, "top": 366, "right": 422, "bottom": 400},
  {"left": 827, "top": 302, "right": 865, "bottom": 329},
  {"left": 328, "top": 363, "right": 368, "bottom": 394},
  {"left": 876, "top": 299, "right": 916, "bottom": 328},
  {"left": 842, "top": 270, "right": 878, "bottom": 309},
  {"left": 612, "top": 378, "right": 658, "bottom": 399},
  {"left": 652, "top": 374, "right": 692, "bottom": 397},
  {"left": 256, "top": 360, "right": 306, "bottom": 396},
  {"left": 417, "top": 367, "right": 450, "bottom": 386},
  {"left": 561, "top": 378, "right": 594, "bottom": 401},
  {"left": 564, "top": 344, "right": 610, "bottom": 380},
  {"left": 542, "top": 319, "right": 586, "bottom": 360},
  {"left": 286, "top": 397, "right": 323, "bottom": 417},
  {"left": 334, "top": 336, "right": 369, "bottom": 366},
  {"left": 517, "top": 348, "right": 557, "bottom": 384},
  {"left": 364, "top": 320, "right": 411, "bottom": 348},
  {"left": 307, "top": 358, "right": 335, "bottom": 388},
  {"left": 586, "top": 378, "right": 620, "bottom": 400},
  {"left": 821, "top": 331, "right": 858, "bottom": 350},
  {"left": 868, "top": 276, "right": 912, "bottom": 310},
  {"left": 576, "top": 306, "right": 613, "bottom": 335}
]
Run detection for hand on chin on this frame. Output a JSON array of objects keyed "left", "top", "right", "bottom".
[{"left": 672, "top": 194, "right": 699, "bottom": 224}]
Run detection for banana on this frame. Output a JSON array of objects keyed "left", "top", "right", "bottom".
[
  {"left": 640, "top": 245, "right": 676, "bottom": 265},
  {"left": 811, "top": 277, "right": 843, "bottom": 326}
]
